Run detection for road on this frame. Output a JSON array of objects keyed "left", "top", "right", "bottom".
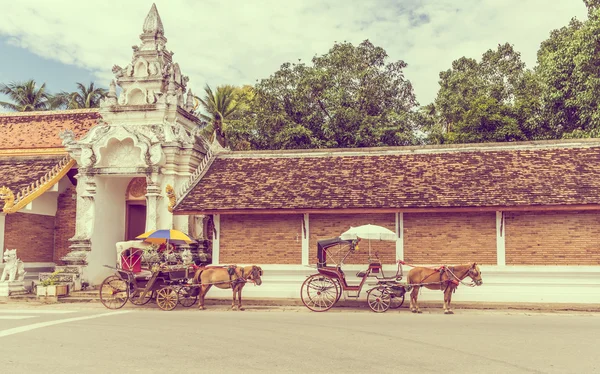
[{"left": 0, "top": 303, "right": 598, "bottom": 374}]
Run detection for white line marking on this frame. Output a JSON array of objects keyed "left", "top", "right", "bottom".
[
  {"left": 0, "top": 310, "right": 131, "bottom": 338},
  {"left": 0, "top": 316, "right": 36, "bottom": 320},
  {"left": 0, "top": 310, "right": 76, "bottom": 314}
]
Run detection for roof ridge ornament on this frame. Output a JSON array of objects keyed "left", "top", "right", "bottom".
[{"left": 142, "top": 3, "right": 164, "bottom": 35}]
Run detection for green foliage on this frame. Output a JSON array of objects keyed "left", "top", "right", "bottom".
[
  {"left": 0, "top": 80, "right": 107, "bottom": 112},
  {"left": 51, "top": 82, "right": 107, "bottom": 109},
  {"left": 195, "top": 84, "right": 251, "bottom": 148},
  {"left": 40, "top": 269, "right": 63, "bottom": 287},
  {"left": 0, "top": 80, "right": 52, "bottom": 111},
  {"left": 235, "top": 40, "right": 419, "bottom": 150},
  {"left": 420, "top": 43, "right": 548, "bottom": 144},
  {"left": 535, "top": 7, "right": 600, "bottom": 138}
]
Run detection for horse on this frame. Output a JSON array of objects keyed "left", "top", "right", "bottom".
[
  {"left": 407, "top": 262, "right": 482, "bottom": 314},
  {"left": 193, "top": 265, "right": 263, "bottom": 311}
]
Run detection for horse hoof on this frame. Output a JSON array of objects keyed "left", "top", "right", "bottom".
[
  {"left": 411, "top": 309, "right": 417, "bottom": 313},
  {"left": 444, "top": 310, "right": 454, "bottom": 315},
  {"left": 198, "top": 307, "right": 205, "bottom": 311},
  {"left": 417, "top": 310, "right": 422, "bottom": 314},
  {"left": 239, "top": 307, "right": 245, "bottom": 311}
]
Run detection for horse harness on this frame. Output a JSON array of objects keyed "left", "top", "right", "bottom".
[
  {"left": 227, "top": 265, "right": 247, "bottom": 287},
  {"left": 417, "top": 266, "right": 471, "bottom": 292}
]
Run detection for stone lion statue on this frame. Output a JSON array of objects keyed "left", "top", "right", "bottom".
[{"left": 1, "top": 249, "right": 26, "bottom": 282}]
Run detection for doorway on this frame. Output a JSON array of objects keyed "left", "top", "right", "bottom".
[
  {"left": 124, "top": 177, "right": 147, "bottom": 241},
  {"left": 126, "top": 202, "right": 147, "bottom": 240}
]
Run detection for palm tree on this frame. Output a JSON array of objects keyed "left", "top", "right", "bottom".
[
  {"left": 195, "top": 84, "right": 240, "bottom": 148},
  {"left": 52, "top": 82, "right": 108, "bottom": 109},
  {"left": 0, "top": 80, "right": 51, "bottom": 111}
]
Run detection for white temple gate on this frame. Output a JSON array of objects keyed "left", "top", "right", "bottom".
[{"left": 59, "top": 4, "right": 211, "bottom": 285}]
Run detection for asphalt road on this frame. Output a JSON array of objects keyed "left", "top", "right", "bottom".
[{"left": 0, "top": 303, "right": 598, "bottom": 374}]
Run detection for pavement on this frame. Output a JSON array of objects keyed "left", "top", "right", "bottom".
[{"left": 0, "top": 303, "right": 599, "bottom": 374}]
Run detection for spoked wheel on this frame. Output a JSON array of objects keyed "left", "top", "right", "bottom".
[
  {"left": 389, "top": 291, "right": 405, "bottom": 309},
  {"left": 156, "top": 286, "right": 178, "bottom": 311},
  {"left": 129, "top": 289, "right": 153, "bottom": 306},
  {"left": 367, "top": 287, "right": 391, "bottom": 313},
  {"left": 177, "top": 286, "right": 198, "bottom": 307},
  {"left": 301, "top": 274, "right": 339, "bottom": 312},
  {"left": 99, "top": 275, "right": 129, "bottom": 310},
  {"left": 332, "top": 279, "right": 342, "bottom": 303}
]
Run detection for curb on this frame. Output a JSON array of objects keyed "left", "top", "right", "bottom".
[{"left": 2, "top": 294, "right": 600, "bottom": 313}]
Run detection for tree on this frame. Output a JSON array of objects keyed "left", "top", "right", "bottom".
[
  {"left": 238, "top": 40, "right": 419, "bottom": 150},
  {"left": 194, "top": 84, "right": 242, "bottom": 148},
  {"left": 0, "top": 80, "right": 51, "bottom": 111},
  {"left": 425, "top": 43, "right": 546, "bottom": 143},
  {"left": 535, "top": 2, "right": 600, "bottom": 138},
  {"left": 51, "top": 82, "right": 107, "bottom": 109}
]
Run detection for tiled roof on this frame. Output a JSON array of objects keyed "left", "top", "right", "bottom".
[
  {"left": 0, "top": 109, "right": 99, "bottom": 150},
  {"left": 174, "top": 140, "right": 600, "bottom": 213},
  {"left": 0, "top": 155, "right": 67, "bottom": 210}
]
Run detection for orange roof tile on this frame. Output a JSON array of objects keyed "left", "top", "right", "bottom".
[
  {"left": 0, "top": 109, "right": 100, "bottom": 150},
  {"left": 174, "top": 139, "right": 600, "bottom": 213}
]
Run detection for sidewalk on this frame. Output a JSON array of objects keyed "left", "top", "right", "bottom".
[{"left": 2, "top": 291, "right": 600, "bottom": 313}]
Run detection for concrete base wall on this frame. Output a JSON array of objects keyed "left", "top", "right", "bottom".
[{"left": 203, "top": 264, "right": 600, "bottom": 304}]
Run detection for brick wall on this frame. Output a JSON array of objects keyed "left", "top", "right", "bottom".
[
  {"left": 505, "top": 211, "right": 600, "bottom": 265},
  {"left": 219, "top": 214, "right": 302, "bottom": 264},
  {"left": 404, "top": 212, "right": 496, "bottom": 265},
  {"left": 309, "top": 214, "right": 396, "bottom": 265},
  {"left": 54, "top": 185, "right": 77, "bottom": 263},
  {"left": 4, "top": 212, "right": 54, "bottom": 262}
]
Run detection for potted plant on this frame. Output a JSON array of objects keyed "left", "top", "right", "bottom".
[{"left": 38, "top": 270, "right": 68, "bottom": 297}]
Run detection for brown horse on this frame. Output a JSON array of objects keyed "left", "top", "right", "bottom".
[
  {"left": 407, "top": 263, "right": 482, "bottom": 314},
  {"left": 193, "top": 265, "right": 263, "bottom": 310}
]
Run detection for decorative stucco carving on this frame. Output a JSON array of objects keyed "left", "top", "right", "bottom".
[
  {"left": 126, "top": 177, "right": 147, "bottom": 199},
  {"left": 143, "top": 3, "right": 164, "bottom": 35}
]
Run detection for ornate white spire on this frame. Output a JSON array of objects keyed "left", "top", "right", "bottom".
[{"left": 142, "top": 3, "right": 164, "bottom": 35}]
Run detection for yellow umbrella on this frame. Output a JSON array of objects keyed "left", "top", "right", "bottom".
[{"left": 136, "top": 229, "right": 194, "bottom": 245}]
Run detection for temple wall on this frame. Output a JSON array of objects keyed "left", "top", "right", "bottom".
[
  {"left": 403, "top": 212, "right": 497, "bottom": 265},
  {"left": 505, "top": 211, "right": 600, "bottom": 265},
  {"left": 308, "top": 213, "right": 396, "bottom": 265},
  {"left": 219, "top": 214, "right": 302, "bottom": 264},
  {"left": 4, "top": 212, "right": 54, "bottom": 262},
  {"left": 54, "top": 184, "right": 77, "bottom": 264}
]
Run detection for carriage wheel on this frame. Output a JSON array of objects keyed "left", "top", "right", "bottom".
[
  {"left": 301, "top": 274, "right": 339, "bottom": 312},
  {"left": 156, "top": 287, "right": 178, "bottom": 311},
  {"left": 332, "top": 278, "right": 342, "bottom": 303},
  {"left": 129, "top": 289, "right": 153, "bottom": 306},
  {"left": 389, "top": 292, "right": 405, "bottom": 309},
  {"left": 99, "top": 275, "right": 129, "bottom": 310},
  {"left": 367, "top": 287, "right": 391, "bottom": 313},
  {"left": 177, "top": 286, "right": 198, "bottom": 307}
]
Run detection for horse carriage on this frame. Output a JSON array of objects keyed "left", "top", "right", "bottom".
[
  {"left": 99, "top": 263, "right": 199, "bottom": 311},
  {"left": 301, "top": 225, "right": 411, "bottom": 313},
  {"left": 99, "top": 230, "right": 263, "bottom": 311},
  {"left": 301, "top": 224, "right": 484, "bottom": 314}
]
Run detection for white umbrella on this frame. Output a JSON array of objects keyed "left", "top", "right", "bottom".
[{"left": 340, "top": 224, "right": 397, "bottom": 241}]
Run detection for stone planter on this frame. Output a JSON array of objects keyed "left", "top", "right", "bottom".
[
  {"left": 38, "top": 284, "right": 69, "bottom": 297},
  {"left": 36, "top": 286, "right": 47, "bottom": 296}
]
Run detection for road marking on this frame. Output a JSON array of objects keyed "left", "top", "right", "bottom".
[
  {"left": 0, "top": 310, "right": 76, "bottom": 315},
  {"left": 0, "top": 310, "right": 131, "bottom": 338},
  {"left": 0, "top": 316, "right": 36, "bottom": 320}
]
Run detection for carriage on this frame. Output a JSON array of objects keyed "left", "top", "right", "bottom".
[
  {"left": 99, "top": 263, "right": 200, "bottom": 311},
  {"left": 300, "top": 233, "right": 411, "bottom": 313}
]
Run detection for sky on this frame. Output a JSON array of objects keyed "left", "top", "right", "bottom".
[{"left": 0, "top": 0, "right": 588, "bottom": 107}]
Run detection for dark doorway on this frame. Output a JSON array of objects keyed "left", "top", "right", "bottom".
[{"left": 126, "top": 202, "right": 147, "bottom": 240}]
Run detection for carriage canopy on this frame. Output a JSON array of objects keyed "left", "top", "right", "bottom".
[{"left": 316, "top": 237, "right": 354, "bottom": 268}]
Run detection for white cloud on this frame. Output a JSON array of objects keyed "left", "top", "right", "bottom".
[{"left": 0, "top": 0, "right": 588, "bottom": 104}]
